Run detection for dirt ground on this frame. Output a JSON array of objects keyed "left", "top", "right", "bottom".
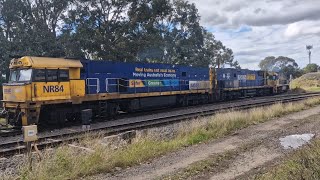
[{"left": 87, "top": 106, "right": 320, "bottom": 180}]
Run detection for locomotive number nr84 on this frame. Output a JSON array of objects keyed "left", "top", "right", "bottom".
[{"left": 43, "top": 85, "right": 64, "bottom": 93}]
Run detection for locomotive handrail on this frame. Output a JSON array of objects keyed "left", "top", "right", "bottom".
[{"left": 86, "top": 78, "right": 100, "bottom": 93}]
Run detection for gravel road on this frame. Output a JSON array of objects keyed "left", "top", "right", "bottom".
[{"left": 88, "top": 105, "right": 320, "bottom": 180}]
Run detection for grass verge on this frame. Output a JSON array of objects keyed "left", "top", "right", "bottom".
[
  {"left": 16, "top": 97, "right": 320, "bottom": 180},
  {"left": 257, "top": 139, "right": 320, "bottom": 180}
]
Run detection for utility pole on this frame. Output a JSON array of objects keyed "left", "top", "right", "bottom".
[{"left": 306, "top": 45, "right": 313, "bottom": 64}]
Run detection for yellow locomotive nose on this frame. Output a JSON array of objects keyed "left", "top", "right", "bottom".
[
  {"left": 2, "top": 56, "right": 85, "bottom": 126},
  {"left": 3, "top": 85, "right": 30, "bottom": 102},
  {"left": 2, "top": 66, "right": 33, "bottom": 126}
]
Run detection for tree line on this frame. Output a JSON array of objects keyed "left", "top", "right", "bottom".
[
  {"left": 259, "top": 56, "right": 319, "bottom": 79},
  {"left": 0, "top": 0, "right": 239, "bottom": 78}
]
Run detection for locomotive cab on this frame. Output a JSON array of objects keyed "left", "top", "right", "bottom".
[
  {"left": 1, "top": 56, "right": 85, "bottom": 126},
  {"left": 266, "top": 72, "right": 289, "bottom": 93}
]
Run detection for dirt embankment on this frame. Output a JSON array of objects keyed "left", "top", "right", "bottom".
[
  {"left": 291, "top": 72, "right": 320, "bottom": 92},
  {"left": 89, "top": 106, "right": 320, "bottom": 180}
]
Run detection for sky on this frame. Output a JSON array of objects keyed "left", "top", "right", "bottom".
[{"left": 188, "top": 0, "right": 320, "bottom": 69}]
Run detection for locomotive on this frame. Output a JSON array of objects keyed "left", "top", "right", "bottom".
[{"left": 0, "top": 56, "right": 289, "bottom": 126}]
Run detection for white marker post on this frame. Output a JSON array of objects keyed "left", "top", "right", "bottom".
[{"left": 22, "top": 125, "right": 38, "bottom": 170}]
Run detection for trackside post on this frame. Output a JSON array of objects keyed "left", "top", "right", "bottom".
[{"left": 22, "top": 125, "right": 38, "bottom": 170}]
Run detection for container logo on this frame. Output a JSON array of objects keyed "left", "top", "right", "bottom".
[
  {"left": 3, "top": 88, "right": 12, "bottom": 94},
  {"left": 246, "top": 74, "right": 256, "bottom": 80},
  {"left": 129, "top": 79, "right": 179, "bottom": 88}
]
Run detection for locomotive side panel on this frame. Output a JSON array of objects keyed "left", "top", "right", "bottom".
[{"left": 82, "top": 60, "right": 210, "bottom": 94}]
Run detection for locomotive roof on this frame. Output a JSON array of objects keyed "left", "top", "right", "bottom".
[
  {"left": 9, "top": 56, "right": 83, "bottom": 69},
  {"left": 80, "top": 59, "right": 210, "bottom": 70}
]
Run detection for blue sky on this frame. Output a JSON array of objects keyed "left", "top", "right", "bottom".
[{"left": 189, "top": 0, "right": 320, "bottom": 69}]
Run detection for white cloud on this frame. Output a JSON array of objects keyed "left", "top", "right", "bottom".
[
  {"left": 285, "top": 21, "right": 320, "bottom": 38},
  {"left": 188, "top": 0, "right": 320, "bottom": 69}
]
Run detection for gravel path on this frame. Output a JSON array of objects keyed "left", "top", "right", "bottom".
[{"left": 88, "top": 106, "right": 320, "bottom": 180}]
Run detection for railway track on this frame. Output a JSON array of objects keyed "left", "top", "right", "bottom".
[
  {"left": 0, "top": 93, "right": 293, "bottom": 138},
  {"left": 1, "top": 92, "right": 320, "bottom": 157},
  {"left": 0, "top": 128, "right": 20, "bottom": 137},
  {"left": 0, "top": 92, "right": 313, "bottom": 138}
]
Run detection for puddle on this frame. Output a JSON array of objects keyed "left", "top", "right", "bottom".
[{"left": 279, "top": 134, "right": 315, "bottom": 149}]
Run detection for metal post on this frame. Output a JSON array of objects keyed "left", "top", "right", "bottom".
[
  {"left": 22, "top": 125, "right": 38, "bottom": 171},
  {"left": 26, "top": 142, "right": 32, "bottom": 170}
]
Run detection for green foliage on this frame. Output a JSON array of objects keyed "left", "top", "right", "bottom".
[
  {"left": 0, "top": 0, "right": 238, "bottom": 80},
  {"left": 259, "top": 56, "right": 301, "bottom": 78},
  {"left": 303, "top": 63, "right": 319, "bottom": 73}
]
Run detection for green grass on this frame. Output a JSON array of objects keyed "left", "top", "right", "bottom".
[
  {"left": 257, "top": 139, "right": 320, "bottom": 180},
  {"left": 16, "top": 97, "right": 320, "bottom": 180}
]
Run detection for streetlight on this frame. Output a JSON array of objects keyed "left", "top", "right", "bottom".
[{"left": 306, "top": 45, "right": 313, "bottom": 64}]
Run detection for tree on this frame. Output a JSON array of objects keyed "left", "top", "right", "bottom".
[
  {"left": 61, "top": 0, "right": 133, "bottom": 60},
  {"left": 127, "top": 0, "right": 172, "bottom": 62},
  {"left": 259, "top": 56, "right": 301, "bottom": 78},
  {"left": 303, "top": 63, "right": 319, "bottom": 73},
  {"left": 61, "top": 0, "right": 237, "bottom": 68},
  {"left": 0, "top": 0, "right": 72, "bottom": 98},
  {"left": 202, "top": 31, "right": 239, "bottom": 68},
  {"left": 0, "top": 0, "right": 237, "bottom": 76},
  {"left": 0, "top": 0, "right": 71, "bottom": 57}
]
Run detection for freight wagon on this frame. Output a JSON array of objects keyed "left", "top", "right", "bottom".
[{"left": 0, "top": 56, "right": 288, "bottom": 126}]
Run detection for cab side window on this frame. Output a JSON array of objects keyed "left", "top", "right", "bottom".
[
  {"left": 33, "top": 69, "right": 69, "bottom": 82},
  {"left": 47, "top": 70, "right": 58, "bottom": 81},
  {"left": 59, "top": 70, "right": 69, "bottom": 81},
  {"left": 33, "top": 69, "right": 46, "bottom": 82}
]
